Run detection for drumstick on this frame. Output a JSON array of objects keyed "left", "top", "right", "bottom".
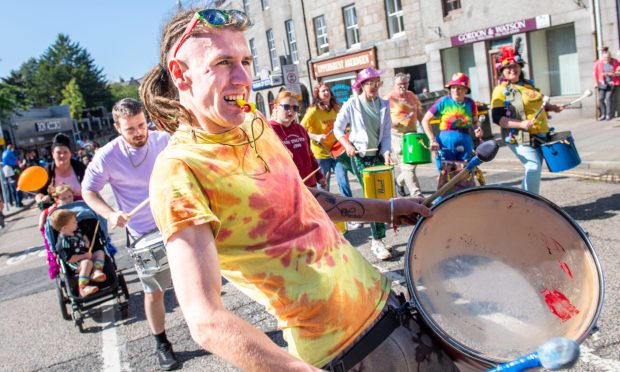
[
  {"left": 355, "top": 148, "right": 379, "bottom": 154},
  {"left": 88, "top": 220, "right": 100, "bottom": 254},
  {"left": 128, "top": 198, "right": 150, "bottom": 219},
  {"left": 561, "top": 89, "right": 593, "bottom": 109},
  {"left": 485, "top": 337, "right": 579, "bottom": 371},
  {"left": 532, "top": 96, "right": 551, "bottom": 122},
  {"left": 423, "top": 140, "right": 499, "bottom": 206},
  {"left": 302, "top": 167, "right": 321, "bottom": 183}
]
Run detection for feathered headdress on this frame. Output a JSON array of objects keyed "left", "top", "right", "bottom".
[{"left": 496, "top": 37, "right": 526, "bottom": 72}]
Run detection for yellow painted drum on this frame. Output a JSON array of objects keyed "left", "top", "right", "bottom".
[
  {"left": 362, "top": 165, "right": 394, "bottom": 200},
  {"left": 334, "top": 220, "right": 347, "bottom": 234}
]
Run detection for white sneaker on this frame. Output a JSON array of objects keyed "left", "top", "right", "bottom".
[
  {"left": 346, "top": 221, "right": 362, "bottom": 230},
  {"left": 371, "top": 239, "right": 392, "bottom": 260}
]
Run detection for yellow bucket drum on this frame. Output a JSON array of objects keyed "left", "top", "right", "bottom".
[
  {"left": 334, "top": 220, "right": 347, "bottom": 234},
  {"left": 362, "top": 165, "right": 395, "bottom": 200}
]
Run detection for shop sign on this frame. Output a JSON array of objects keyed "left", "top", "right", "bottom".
[
  {"left": 451, "top": 15, "right": 550, "bottom": 47},
  {"left": 311, "top": 48, "right": 376, "bottom": 79},
  {"left": 252, "top": 75, "right": 283, "bottom": 91}
]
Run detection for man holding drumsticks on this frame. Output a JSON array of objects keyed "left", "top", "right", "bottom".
[
  {"left": 81, "top": 98, "right": 179, "bottom": 370},
  {"left": 140, "top": 7, "right": 455, "bottom": 372}
]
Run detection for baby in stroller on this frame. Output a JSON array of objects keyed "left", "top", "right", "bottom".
[{"left": 49, "top": 209, "right": 106, "bottom": 297}]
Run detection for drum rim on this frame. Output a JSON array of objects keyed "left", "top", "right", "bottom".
[
  {"left": 361, "top": 165, "right": 394, "bottom": 172},
  {"left": 128, "top": 229, "right": 163, "bottom": 248},
  {"left": 404, "top": 185, "right": 605, "bottom": 365}
]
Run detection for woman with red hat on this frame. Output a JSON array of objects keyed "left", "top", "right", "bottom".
[
  {"left": 421, "top": 72, "right": 482, "bottom": 171},
  {"left": 490, "top": 43, "right": 563, "bottom": 195},
  {"left": 334, "top": 66, "right": 395, "bottom": 260}
]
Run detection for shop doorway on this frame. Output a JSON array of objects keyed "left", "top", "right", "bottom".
[{"left": 395, "top": 64, "right": 429, "bottom": 94}]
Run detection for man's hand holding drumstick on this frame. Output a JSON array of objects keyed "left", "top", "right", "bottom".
[{"left": 108, "top": 198, "right": 151, "bottom": 229}]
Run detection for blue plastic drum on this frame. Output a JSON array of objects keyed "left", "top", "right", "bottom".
[{"left": 539, "top": 131, "right": 581, "bottom": 173}]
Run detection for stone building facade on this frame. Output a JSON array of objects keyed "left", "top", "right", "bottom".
[{"left": 243, "top": 0, "right": 620, "bottom": 118}]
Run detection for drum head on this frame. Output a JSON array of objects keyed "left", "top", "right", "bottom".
[
  {"left": 362, "top": 165, "right": 393, "bottom": 173},
  {"left": 131, "top": 230, "right": 164, "bottom": 249},
  {"left": 405, "top": 187, "right": 603, "bottom": 364}
]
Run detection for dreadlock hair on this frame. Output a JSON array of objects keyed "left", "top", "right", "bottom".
[
  {"left": 311, "top": 83, "right": 340, "bottom": 112},
  {"left": 140, "top": 8, "right": 252, "bottom": 134}
]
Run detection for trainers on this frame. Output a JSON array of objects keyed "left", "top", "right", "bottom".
[
  {"left": 397, "top": 184, "right": 409, "bottom": 197},
  {"left": 346, "top": 221, "right": 362, "bottom": 230},
  {"left": 79, "top": 285, "right": 99, "bottom": 298},
  {"left": 371, "top": 239, "right": 392, "bottom": 260},
  {"left": 91, "top": 270, "right": 107, "bottom": 283},
  {"left": 157, "top": 343, "right": 180, "bottom": 371}
]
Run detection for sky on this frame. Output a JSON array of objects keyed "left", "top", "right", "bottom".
[{"left": 0, "top": 1, "right": 202, "bottom": 82}]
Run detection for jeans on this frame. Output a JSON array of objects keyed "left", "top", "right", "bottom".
[
  {"left": 317, "top": 158, "right": 352, "bottom": 197},
  {"left": 598, "top": 86, "right": 616, "bottom": 119},
  {"left": 7, "top": 179, "right": 22, "bottom": 207},
  {"left": 435, "top": 130, "right": 474, "bottom": 172},
  {"left": 508, "top": 144, "right": 543, "bottom": 195},
  {"left": 351, "top": 155, "right": 386, "bottom": 240}
]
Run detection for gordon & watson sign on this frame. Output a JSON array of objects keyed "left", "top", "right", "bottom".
[
  {"left": 450, "top": 15, "right": 550, "bottom": 47},
  {"left": 311, "top": 48, "right": 377, "bottom": 79}
]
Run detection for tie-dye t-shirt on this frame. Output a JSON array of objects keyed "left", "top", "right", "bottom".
[
  {"left": 149, "top": 116, "right": 390, "bottom": 367},
  {"left": 428, "top": 96, "right": 478, "bottom": 131}
]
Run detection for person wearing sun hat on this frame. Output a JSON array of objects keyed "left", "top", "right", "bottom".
[
  {"left": 490, "top": 39, "right": 563, "bottom": 195},
  {"left": 421, "top": 71, "right": 482, "bottom": 172},
  {"left": 334, "top": 66, "right": 396, "bottom": 260}
]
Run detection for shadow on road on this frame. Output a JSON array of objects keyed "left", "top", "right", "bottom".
[{"left": 563, "top": 193, "right": 620, "bottom": 221}]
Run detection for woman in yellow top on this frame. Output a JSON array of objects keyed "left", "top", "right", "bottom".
[
  {"left": 300, "top": 83, "right": 354, "bottom": 201},
  {"left": 491, "top": 43, "right": 563, "bottom": 195}
]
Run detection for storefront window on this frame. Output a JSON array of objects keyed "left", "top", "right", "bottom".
[
  {"left": 255, "top": 93, "right": 265, "bottom": 116},
  {"left": 267, "top": 91, "right": 275, "bottom": 116},
  {"left": 441, "top": 44, "right": 481, "bottom": 100},
  {"left": 530, "top": 24, "right": 579, "bottom": 96}
]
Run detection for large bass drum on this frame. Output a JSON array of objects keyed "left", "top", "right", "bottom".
[{"left": 404, "top": 186, "right": 604, "bottom": 370}]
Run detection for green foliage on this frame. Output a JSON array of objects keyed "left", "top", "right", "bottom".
[
  {"left": 108, "top": 82, "right": 141, "bottom": 105},
  {"left": 0, "top": 82, "right": 28, "bottom": 119},
  {"left": 4, "top": 34, "right": 112, "bottom": 109},
  {"left": 60, "top": 78, "right": 86, "bottom": 119}
]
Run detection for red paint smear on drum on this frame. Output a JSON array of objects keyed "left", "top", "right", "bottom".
[
  {"left": 506, "top": 202, "right": 513, "bottom": 209},
  {"left": 540, "top": 288, "right": 579, "bottom": 322},
  {"left": 559, "top": 261, "right": 574, "bottom": 279}
]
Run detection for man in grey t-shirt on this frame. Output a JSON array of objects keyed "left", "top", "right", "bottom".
[{"left": 82, "top": 98, "right": 179, "bottom": 370}]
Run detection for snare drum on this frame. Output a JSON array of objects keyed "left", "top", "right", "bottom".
[
  {"left": 405, "top": 187, "right": 603, "bottom": 370},
  {"left": 129, "top": 230, "right": 169, "bottom": 277},
  {"left": 362, "top": 165, "right": 395, "bottom": 200},
  {"left": 538, "top": 131, "right": 581, "bottom": 173}
]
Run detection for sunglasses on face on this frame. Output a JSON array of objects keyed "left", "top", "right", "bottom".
[
  {"left": 173, "top": 9, "right": 252, "bottom": 58},
  {"left": 279, "top": 104, "right": 300, "bottom": 112},
  {"left": 364, "top": 80, "right": 382, "bottom": 88}
]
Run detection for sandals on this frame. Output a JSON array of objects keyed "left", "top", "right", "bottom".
[
  {"left": 91, "top": 270, "right": 107, "bottom": 283},
  {"left": 79, "top": 285, "right": 99, "bottom": 298}
]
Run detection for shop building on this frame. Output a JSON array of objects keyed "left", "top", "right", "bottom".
[{"left": 242, "top": 0, "right": 314, "bottom": 118}]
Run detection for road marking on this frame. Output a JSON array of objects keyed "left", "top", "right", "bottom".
[
  {"left": 101, "top": 303, "right": 122, "bottom": 371},
  {"left": 579, "top": 345, "right": 620, "bottom": 371}
]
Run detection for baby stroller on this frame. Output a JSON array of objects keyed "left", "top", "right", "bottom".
[{"left": 44, "top": 201, "right": 129, "bottom": 332}]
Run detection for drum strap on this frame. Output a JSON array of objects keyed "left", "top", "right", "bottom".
[{"left": 324, "top": 293, "right": 409, "bottom": 372}]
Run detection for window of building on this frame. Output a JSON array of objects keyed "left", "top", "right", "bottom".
[
  {"left": 530, "top": 24, "right": 580, "bottom": 96},
  {"left": 249, "top": 38, "right": 259, "bottom": 75},
  {"left": 385, "top": 0, "right": 404, "bottom": 37},
  {"left": 285, "top": 20, "right": 299, "bottom": 64},
  {"left": 442, "top": 0, "right": 461, "bottom": 17},
  {"left": 243, "top": 0, "right": 250, "bottom": 14},
  {"left": 255, "top": 93, "right": 265, "bottom": 116},
  {"left": 267, "top": 91, "right": 275, "bottom": 116},
  {"left": 266, "top": 29, "right": 278, "bottom": 71},
  {"left": 261, "top": 0, "right": 269, "bottom": 10},
  {"left": 343, "top": 5, "right": 360, "bottom": 48},
  {"left": 313, "top": 15, "right": 330, "bottom": 55},
  {"left": 441, "top": 44, "right": 480, "bottom": 100}
]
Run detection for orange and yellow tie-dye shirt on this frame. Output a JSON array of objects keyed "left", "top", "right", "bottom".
[{"left": 149, "top": 116, "right": 390, "bottom": 367}]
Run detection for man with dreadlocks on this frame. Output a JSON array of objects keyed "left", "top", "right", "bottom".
[{"left": 141, "top": 7, "right": 456, "bottom": 372}]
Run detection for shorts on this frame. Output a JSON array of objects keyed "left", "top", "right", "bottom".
[{"left": 134, "top": 264, "right": 172, "bottom": 294}]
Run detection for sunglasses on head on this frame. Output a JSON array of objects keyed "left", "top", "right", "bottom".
[
  {"left": 279, "top": 104, "right": 300, "bottom": 112},
  {"left": 173, "top": 9, "right": 252, "bottom": 58}
]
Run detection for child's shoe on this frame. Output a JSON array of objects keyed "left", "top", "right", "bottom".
[
  {"left": 80, "top": 285, "right": 99, "bottom": 298},
  {"left": 91, "top": 270, "right": 107, "bottom": 283}
]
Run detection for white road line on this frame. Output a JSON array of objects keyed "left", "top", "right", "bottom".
[
  {"left": 101, "top": 303, "right": 122, "bottom": 371},
  {"left": 579, "top": 345, "right": 620, "bottom": 372}
]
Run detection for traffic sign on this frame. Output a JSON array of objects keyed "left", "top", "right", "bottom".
[{"left": 282, "top": 64, "right": 301, "bottom": 95}]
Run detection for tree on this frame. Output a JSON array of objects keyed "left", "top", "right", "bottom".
[
  {"left": 108, "top": 82, "right": 141, "bottom": 106},
  {"left": 7, "top": 34, "right": 112, "bottom": 109},
  {"left": 60, "top": 78, "right": 85, "bottom": 120},
  {"left": 0, "top": 82, "right": 27, "bottom": 120}
]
